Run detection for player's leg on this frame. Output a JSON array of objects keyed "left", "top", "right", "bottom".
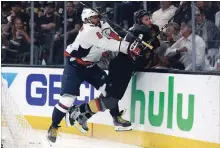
[
  {"left": 106, "top": 53, "right": 134, "bottom": 131},
  {"left": 47, "top": 64, "right": 83, "bottom": 143},
  {"left": 67, "top": 76, "right": 131, "bottom": 132},
  {"left": 66, "top": 54, "right": 134, "bottom": 132},
  {"left": 110, "top": 105, "right": 132, "bottom": 131},
  {"left": 67, "top": 95, "right": 120, "bottom": 131},
  {"left": 65, "top": 65, "right": 108, "bottom": 132}
]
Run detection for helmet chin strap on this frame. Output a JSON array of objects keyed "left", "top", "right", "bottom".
[{"left": 87, "top": 18, "right": 93, "bottom": 24}]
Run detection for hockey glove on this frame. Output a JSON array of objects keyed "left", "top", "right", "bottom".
[{"left": 128, "top": 40, "right": 143, "bottom": 61}]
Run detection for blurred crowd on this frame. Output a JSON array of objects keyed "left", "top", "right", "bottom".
[
  {"left": 1, "top": 1, "right": 220, "bottom": 72},
  {"left": 1, "top": 1, "right": 84, "bottom": 65}
]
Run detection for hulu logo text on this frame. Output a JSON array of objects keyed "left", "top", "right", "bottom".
[{"left": 130, "top": 76, "right": 194, "bottom": 131}]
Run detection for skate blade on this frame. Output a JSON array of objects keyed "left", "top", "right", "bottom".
[
  {"left": 46, "top": 132, "right": 60, "bottom": 147},
  {"left": 73, "top": 122, "right": 87, "bottom": 133},
  {"left": 46, "top": 135, "right": 54, "bottom": 147},
  {"left": 115, "top": 126, "right": 132, "bottom": 132}
]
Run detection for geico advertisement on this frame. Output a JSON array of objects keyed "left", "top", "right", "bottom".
[
  {"left": 1, "top": 67, "right": 101, "bottom": 117},
  {"left": 2, "top": 67, "right": 220, "bottom": 143}
]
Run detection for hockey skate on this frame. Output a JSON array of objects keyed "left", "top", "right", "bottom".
[
  {"left": 65, "top": 105, "right": 89, "bottom": 133},
  {"left": 76, "top": 114, "right": 89, "bottom": 132},
  {"left": 47, "top": 124, "right": 60, "bottom": 143},
  {"left": 65, "top": 105, "right": 78, "bottom": 127},
  {"left": 113, "top": 110, "right": 132, "bottom": 131}
]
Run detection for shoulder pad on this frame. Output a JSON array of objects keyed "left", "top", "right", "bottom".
[{"left": 133, "top": 24, "right": 150, "bottom": 34}]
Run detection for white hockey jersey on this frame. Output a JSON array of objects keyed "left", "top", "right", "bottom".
[{"left": 65, "top": 21, "right": 129, "bottom": 63}]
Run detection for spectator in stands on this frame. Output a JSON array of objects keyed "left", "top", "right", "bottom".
[
  {"left": 165, "top": 20, "right": 207, "bottom": 71},
  {"left": 195, "top": 9, "right": 220, "bottom": 50},
  {"left": 32, "top": 2, "right": 44, "bottom": 18},
  {"left": 166, "top": 22, "right": 185, "bottom": 70},
  {"left": 11, "top": 18, "right": 31, "bottom": 44},
  {"left": 3, "top": 18, "right": 30, "bottom": 50},
  {"left": 60, "top": 1, "right": 81, "bottom": 45},
  {"left": 53, "top": 1, "right": 82, "bottom": 65},
  {"left": 166, "top": 22, "right": 181, "bottom": 45},
  {"left": 153, "top": 22, "right": 184, "bottom": 69},
  {"left": 55, "top": 1, "right": 65, "bottom": 16},
  {"left": 73, "top": 1, "right": 84, "bottom": 18},
  {"left": 196, "top": 1, "right": 219, "bottom": 23},
  {"left": 3, "top": 2, "right": 30, "bottom": 33},
  {"left": 173, "top": 1, "right": 191, "bottom": 26},
  {"left": 37, "top": 2, "right": 62, "bottom": 65},
  {"left": 2, "top": 18, "right": 31, "bottom": 64},
  {"left": 215, "top": 3, "right": 220, "bottom": 29},
  {"left": 1, "top": 2, "right": 11, "bottom": 25},
  {"left": 151, "top": 1, "right": 177, "bottom": 30},
  {"left": 152, "top": 41, "right": 170, "bottom": 69},
  {"left": 115, "top": 2, "right": 141, "bottom": 29},
  {"left": 2, "top": 2, "right": 11, "bottom": 46},
  {"left": 2, "top": 2, "right": 30, "bottom": 39}
]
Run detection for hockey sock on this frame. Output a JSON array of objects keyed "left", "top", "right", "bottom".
[
  {"left": 88, "top": 99, "right": 105, "bottom": 113},
  {"left": 52, "top": 95, "right": 76, "bottom": 127},
  {"left": 86, "top": 96, "right": 119, "bottom": 114},
  {"left": 52, "top": 107, "right": 66, "bottom": 127},
  {"left": 110, "top": 104, "right": 120, "bottom": 118},
  {"left": 84, "top": 112, "right": 93, "bottom": 119},
  {"left": 77, "top": 104, "right": 94, "bottom": 120},
  {"left": 79, "top": 104, "right": 87, "bottom": 113}
]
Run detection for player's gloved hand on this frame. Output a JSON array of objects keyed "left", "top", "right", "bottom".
[{"left": 128, "top": 41, "right": 143, "bottom": 61}]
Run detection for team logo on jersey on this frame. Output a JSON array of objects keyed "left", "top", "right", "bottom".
[{"left": 96, "top": 32, "right": 103, "bottom": 39}]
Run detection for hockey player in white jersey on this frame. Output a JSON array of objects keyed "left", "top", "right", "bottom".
[{"left": 47, "top": 8, "right": 144, "bottom": 143}]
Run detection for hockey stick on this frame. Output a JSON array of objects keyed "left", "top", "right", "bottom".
[
  {"left": 79, "top": 2, "right": 153, "bottom": 50},
  {"left": 80, "top": 2, "right": 184, "bottom": 50},
  {"left": 101, "top": 7, "right": 114, "bottom": 15},
  {"left": 100, "top": 2, "right": 129, "bottom": 15}
]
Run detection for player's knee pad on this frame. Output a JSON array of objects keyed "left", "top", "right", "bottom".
[
  {"left": 88, "top": 96, "right": 119, "bottom": 113},
  {"left": 55, "top": 94, "right": 76, "bottom": 113}
]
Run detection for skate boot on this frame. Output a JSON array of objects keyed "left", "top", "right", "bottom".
[
  {"left": 47, "top": 124, "right": 60, "bottom": 143},
  {"left": 65, "top": 105, "right": 89, "bottom": 133},
  {"left": 65, "top": 105, "right": 79, "bottom": 127},
  {"left": 76, "top": 114, "right": 89, "bottom": 132},
  {"left": 113, "top": 110, "right": 132, "bottom": 131}
]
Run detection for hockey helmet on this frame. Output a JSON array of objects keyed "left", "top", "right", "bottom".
[
  {"left": 133, "top": 9, "right": 150, "bottom": 24},
  {"left": 81, "top": 8, "right": 99, "bottom": 22}
]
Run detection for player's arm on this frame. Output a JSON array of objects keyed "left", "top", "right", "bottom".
[
  {"left": 87, "top": 27, "right": 130, "bottom": 54},
  {"left": 124, "top": 27, "right": 135, "bottom": 43},
  {"left": 101, "top": 21, "right": 121, "bottom": 41}
]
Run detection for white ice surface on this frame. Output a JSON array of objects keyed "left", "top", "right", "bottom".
[{"left": 2, "top": 127, "right": 142, "bottom": 148}]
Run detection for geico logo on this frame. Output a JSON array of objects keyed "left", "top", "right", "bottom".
[{"left": 25, "top": 74, "right": 95, "bottom": 106}]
